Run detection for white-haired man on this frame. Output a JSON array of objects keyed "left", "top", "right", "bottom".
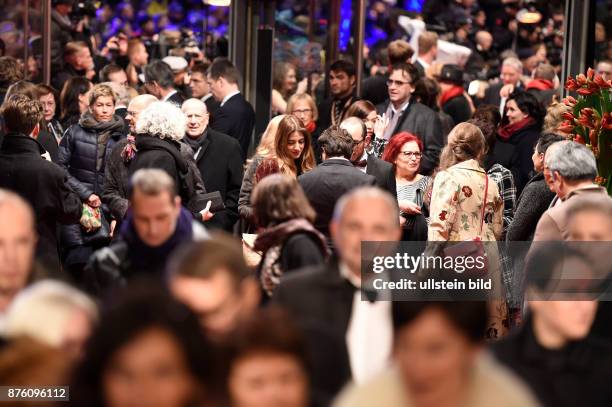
[
  {"left": 102, "top": 97, "right": 208, "bottom": 225},
  {"left": 273, "top": 187, "right": 401, "bottom": 403},
  {"left": 534, "top": 141, "right": 606, "bottom": 241}
]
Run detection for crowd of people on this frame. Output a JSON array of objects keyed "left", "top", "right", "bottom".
[{"left": 1, "top": 0, "right": 612, "bottom": 406}]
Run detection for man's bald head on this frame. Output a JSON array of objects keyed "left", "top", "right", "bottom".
[
  {"left": 182, "top": 98, "right": 209, "bottom": 139},
  {"left": 126, "top": 94, "right": 158, "bottom": 134},
  {"left": 0, "top": 190, "right": 36, "bottom": 310},
  {"left": 340, "top": 116, "right": 366, "bottom": 141},
  {"left": 475, "top": 31, "right": 493, "bottom": 50}
]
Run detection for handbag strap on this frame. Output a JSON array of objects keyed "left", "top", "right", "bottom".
[{"left": 479, "top": 173, "right": 489, "bottom": 235}]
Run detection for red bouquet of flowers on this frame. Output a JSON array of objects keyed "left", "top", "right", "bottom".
[{"left": 562, "top": 68, "right": 612, "bottom": 194}]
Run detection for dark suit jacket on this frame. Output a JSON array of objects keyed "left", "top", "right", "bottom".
[
  {"left": 316, "top": 93, "right": 359, "bottom": 134},
  {"left": 376, "top": 101, "right": 443, "bottom": 175},
  {"left": 414, "top": 60, "right": 426, "bottom": 78},
  {"left": 482, "top": 81, "right": 523, "bottom": 109},
  {"left": 184, "top": 128, "right": 244, "bottom": 231},
  {"left": 165, "top": 90, "right": 185, "bottom": 106},
  {"left": 441, "top": 94, "right": 472, "bottom": 125},
  {"left": 209, "top": 92, "right": 255, "bottom": 160},
  {"left": 298, "top": 158, "right": 376, "bottom": 237},
  {"left": 366, "top": 154, "right": 397, "bottom": 199},
  {"left": 272, "top": 261, "right": 354, "bottom": 405}
]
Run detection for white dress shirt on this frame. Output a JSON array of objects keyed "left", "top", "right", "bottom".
[
  {"left": 162, "top": 89, "right": 178, "bottom": 102},
  {"left": 340, "top": 262, "right": 393, "bottom": 384}
]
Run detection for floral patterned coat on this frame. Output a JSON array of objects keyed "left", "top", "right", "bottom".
[{"left": 428, "top": 159, "right": 504, "bottom": 241}]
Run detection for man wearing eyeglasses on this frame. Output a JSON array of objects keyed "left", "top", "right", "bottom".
[{"left": 376, "top": 62, "right": 443, "bottom": 175}]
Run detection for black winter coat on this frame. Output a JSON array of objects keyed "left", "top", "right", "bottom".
[
  {"left": 58, "top": 118, "right": 125, "bottom": 247},
  {"left": 491, "top": 123, "right": 541, "bottom": 195},
  {"left": 506, "top": 172, "right": 555, "bottom": 241},
  {"left": 0, "top": 134, "right": 81, "bottom": 273},
  {"left": 129, "top": 136, "right": 208, "bottom": 218}
]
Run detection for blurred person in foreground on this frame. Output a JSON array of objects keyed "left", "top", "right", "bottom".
[
  {"left": 70, "top": 285, "right": 222, "bottom": 407},
  {"left": 0, "top": 94, "right": 81, "bottom": 273},
  {"left": 493, "top": 244, "right": 612, "bottom": 407},
  {"left": 335, "top": 302, "right": 539, "bottom": 407},
  {"left": 273, "top": 187, "right": 401, "bottom": 403},
  {"left": 227, "top": 308, "right": 311, "bottom": 407},
  {"left": 168, "top": 233, "right": 260, "bottom": 341},
  {"left": 86, "top": 169, "right": 208, "bottom": 296},
  {"left": 1, "top": 280, "right": 96, "bottom": 359},
  {"left": 0, "top": 190, "right": 42, "bottom": 313}
]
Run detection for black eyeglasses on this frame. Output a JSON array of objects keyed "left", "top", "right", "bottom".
[{"left": 386, "top": 79, "right": 411, "bottom": 87}]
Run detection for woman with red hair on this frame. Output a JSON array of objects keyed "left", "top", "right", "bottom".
[{"left": 382, "top": 132, "right": 431, "bottom": 240}]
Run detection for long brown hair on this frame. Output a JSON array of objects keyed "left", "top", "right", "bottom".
[
  {"left": 252, "top": 174, "right": 316, "bottom": 227},
  {"left": 275, "top": 115, "right": 315, "bottom": 177},
  {"left": 438, "top": 122, "right": 486, "bottom": 171}
]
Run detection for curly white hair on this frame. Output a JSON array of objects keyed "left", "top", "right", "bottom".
[{"left": 135, "top": 101, "right": 186, "bottom": 141}]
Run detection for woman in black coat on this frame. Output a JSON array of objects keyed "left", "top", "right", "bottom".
[
  {"left": 252, "top": 174, "right": 329, "bottom": 297},
  {"left": 507, "top": 133, "right": 566, "bottom": 242},
  {"left": 493, "top": 90, "right": 545, "bottom": 195},
  {"left": 58, "top": 84, "right": 126, "bottom": 279}
]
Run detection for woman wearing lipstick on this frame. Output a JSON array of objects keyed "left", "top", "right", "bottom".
[
  {"left": 270, "top": 115, "right": 316, "bottom": 178},
  {"left": 382, "top": 132, "right": 431, "bottom": 241}
]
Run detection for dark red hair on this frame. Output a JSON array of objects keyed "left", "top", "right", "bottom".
[{"left": 382, "top": 132, "right": 423, "bottom": 164}]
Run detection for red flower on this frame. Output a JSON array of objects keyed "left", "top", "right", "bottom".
[
  {"left": 587, "top": 67, "right": 595, "bottom": 81},
  {"left": 562, "top": 112, "right": 575, "bottom": 121},
  {"left": 594, "top": 74, "right": 612, "bottom": 89},
  {"left": 573, "top": 134, "right": 586, "bottom": 144},
  {"left": 576, "top": 83, "right": 599, "bottom": 95},
  {"left": 439, "top": 210, "right": 448, "bottom": 221},
  {"left": 565, "top": 77, "right": 579, "bottom": 91},
  {"left": 557, "top": 120, "right": 575, "bottom": 133},
  {"left": 563, "top": 96, "right": 578, "bottom": 107},
  {"left": 461, "top": 186, "right": 473, "bottom": 197},
  {"left": 576, "top": 74, "right": 588, "bottom": 86},
  {"left": 602, "top": 113, "right": 612, "bottom": 130}
]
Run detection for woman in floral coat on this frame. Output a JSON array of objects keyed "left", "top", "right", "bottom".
[
  {"left": 428, "top": 122, "right": 503, "bottom": 242},
  {"left": 427, "top": 122, "right": 507, "bottom": 338}
]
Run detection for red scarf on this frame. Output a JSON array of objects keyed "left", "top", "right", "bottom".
[
  {"left": 305, "top": 120, "right": 316, "bottom": 134},
  {"left": 497, "top": 117, "right": 536, "bottom": 141},
  {"left": 439, "top": 85, "right": 465, "bottom": 107},
  {"left": 526, "top": 79, "right": 554, "bottom": 91}
]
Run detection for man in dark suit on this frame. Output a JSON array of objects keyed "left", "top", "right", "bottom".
[
  {"left": 376, "top": 62, "right": 443, "bottom": 175},
  {"left": 0, "top": 95, "right": 81, "bottom": 273},
  {"left": 207, "top": 58, "right": 255, "bottom": 160},
  {"left": 143, "top": 60, "right": 185, "bottom": 106},
  {"left": 413, "top": 31, "right": 438, "bottom": 77},
  {"left": 298, "top": 126, "right": 376, "bottom": 238},
  {"left": 189, "top": 62, "right": 220, "bottom": 117},
  {"left": 273, "top": 186, "right": 401, "bottom": 403},
  {"left": 181, "top": 98, "right": 243, "bottom": 232},
  {"left": 482, "top": 57, "right": 523, "bottom": 112},
  {"left": 340, "top": 116, "right": 397, "bottom": 199},
  {"left": 317, "top": 59, "right": 359, "bottom": 133}
]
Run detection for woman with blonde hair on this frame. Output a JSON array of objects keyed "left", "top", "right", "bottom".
[{"left": 429, "top": 122, "right": 503, "bottom": 242}]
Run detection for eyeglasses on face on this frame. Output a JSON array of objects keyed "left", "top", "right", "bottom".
[
  {"left": 399, "top": 151, "right": 422, "bottom": 159},
  {"left": 292, "top": 108, "right": 312, "bottom": 115},
  {"left": 386, "top": 79, "right": 411, "bottom": 87},
  {"left": 352, "top": 138, "right": 365, "bottom": 147}
]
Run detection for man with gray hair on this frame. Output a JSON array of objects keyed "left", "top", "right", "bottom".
[
  {"left": 533, "top": 141, "right": 605, "bottom": 241},
  {"left": 102, "top": 96, "right": 207, "bottom": 225},
  {"left": 273, "top": 187, "right": 401, "bottom": 402},
  {"left": 483, "top": 57, "right": 524, "bottom": 112},
  {"left": 86, "top": 168, "right": 208, "bottom": 296}
]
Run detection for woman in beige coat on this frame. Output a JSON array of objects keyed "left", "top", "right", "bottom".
[
  {"left": 428, "top": 122, "right": 503, "bottom": 242},
  {"left": 427, "top": 123, "right": 507, "bottom": 338}
]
